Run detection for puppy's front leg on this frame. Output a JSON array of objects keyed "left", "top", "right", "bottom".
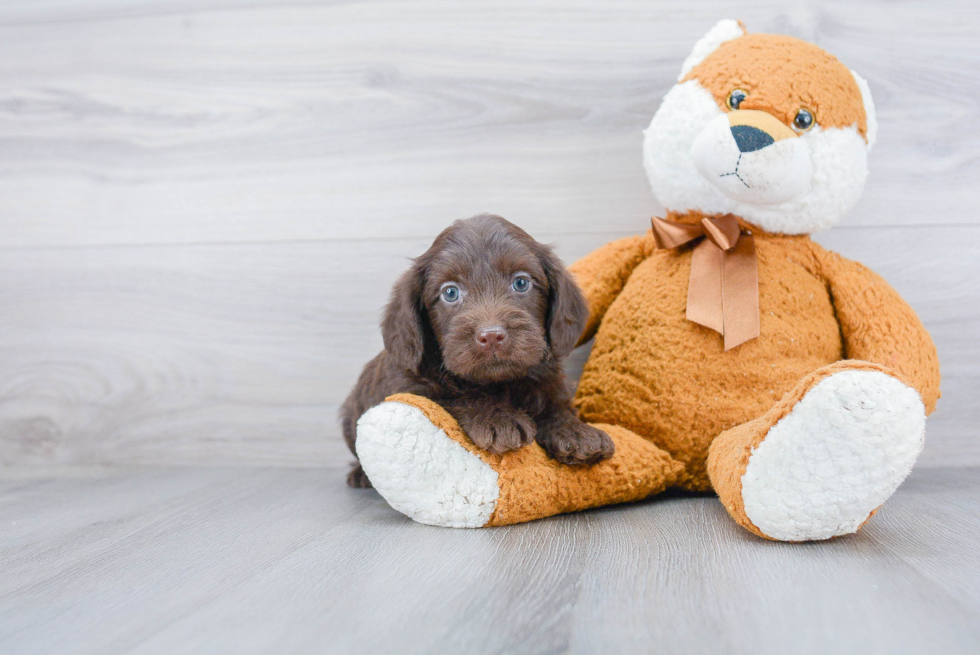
[
  {"left": 536, "top": 407, "right": 615, "bottom": 465},
  {"left": 443, "top": 398, "right": 536, "bottom": 455}
]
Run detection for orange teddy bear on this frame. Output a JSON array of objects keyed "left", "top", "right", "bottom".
[{"left": 355, "top": 20, "right": 941, "bottom": 541}]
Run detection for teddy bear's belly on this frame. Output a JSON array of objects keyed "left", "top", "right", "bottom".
[{"left": 574, "top": 246, "right": 843, "bottom": 491}]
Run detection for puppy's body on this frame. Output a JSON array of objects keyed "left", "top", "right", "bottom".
[{"left": 342, "top": 214, "right": 613, "bottom": 488}]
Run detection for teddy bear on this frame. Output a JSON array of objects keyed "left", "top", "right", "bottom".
[{"left": 354, "top": 20, "right": 941, "bottom": 541}]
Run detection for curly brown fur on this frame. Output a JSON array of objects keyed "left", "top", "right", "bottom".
[{"left": 340, "top": 214, "right": 614, "bottom": 487}]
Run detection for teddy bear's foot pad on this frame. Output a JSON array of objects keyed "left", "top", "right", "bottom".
[
  {"left": 356, "top": 401, "right": 499, "bottom": 528},
  {"left": 741, "top": 370, "right": 925, "bottom": 541}
]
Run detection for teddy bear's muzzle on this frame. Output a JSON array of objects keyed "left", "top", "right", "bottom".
[{"left": 692, "top": 110, "right": 812, "bottom": 206}]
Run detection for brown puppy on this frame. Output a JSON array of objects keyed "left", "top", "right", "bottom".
[{"left": 341, "top": 214, "right": 614, "bottom": 488}]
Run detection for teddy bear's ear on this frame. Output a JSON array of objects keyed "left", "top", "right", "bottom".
[
  {"left": 850, "top": 69, "right": 878, "bottom": 151},
  {"left": 677, "top": 19, "right": 746, "bottom": 82}
]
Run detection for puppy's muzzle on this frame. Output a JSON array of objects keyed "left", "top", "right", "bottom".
[{"left": 692, "top": 109, "right": 811, "bottom": 206}]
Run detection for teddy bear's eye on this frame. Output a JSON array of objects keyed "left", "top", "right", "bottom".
[
  {"left": 792, "top": 108, "right": 815, "bottom": 132},
  {"left": 727, "top": 89, "right": 747, "bottom": 110}
]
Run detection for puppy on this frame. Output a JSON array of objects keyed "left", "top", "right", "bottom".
[{"left": 341, "top": 213, "right": 614, "bottom": 488}]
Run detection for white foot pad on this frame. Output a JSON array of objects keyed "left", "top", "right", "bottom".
[
  {"left": 741, "top": 370, "right": 925, "bottom": 541},
  {"left": 356, "top": 401, "right": 499, "bottom": 528}
]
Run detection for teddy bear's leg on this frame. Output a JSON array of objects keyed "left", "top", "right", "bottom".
[
  {"left": 356, "top": 393, "right": 684, "bottom": 528},
  {"left": 707, "top": 361, "right": 926, "bottom": 541}
]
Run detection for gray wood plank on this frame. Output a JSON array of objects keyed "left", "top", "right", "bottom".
[
  {"left": 0, "top": 226, "right": 976, "bottom": 468},
  {"left": 0, "top": 0, "right": 976, "bottom": 468},
  {"left": 0, "top": 0, "right": 977, "bottom": 251},
  {"left": 0, "top": 467, "right": 977, "bottom": 654}
]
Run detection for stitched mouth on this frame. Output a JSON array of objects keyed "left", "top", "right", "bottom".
[{"left": 719, "top": 153, "right": 750, "bottom": 188}]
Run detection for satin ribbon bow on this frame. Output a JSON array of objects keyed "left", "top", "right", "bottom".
[{"left": 651, "top": 214, "right": 760, "bottom": 350}]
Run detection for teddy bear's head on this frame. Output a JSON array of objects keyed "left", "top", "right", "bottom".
[{"left": 643, "top": 20, "right": 877, "bottom": 234}]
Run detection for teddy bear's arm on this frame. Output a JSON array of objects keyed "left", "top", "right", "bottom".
[
  {"left": 816, "top": 248, "right": 941, "bottom": 414},
  {"left": 568, "top": 234, "right": 654, "bottom": 344}
]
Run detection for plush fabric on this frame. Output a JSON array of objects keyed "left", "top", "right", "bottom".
[
  {"left": 355, "top": 21, "right": 942, "bottom": 540},
  {"left": 683, "top": 33, "right": 870, "bottom": 138},
  {"left": 357, "top": 397, "right": 501, "bottom": 528},
  {"left": 372, "top": 393, "right": 683, "bottom": 527},
  {"left": 643, "top": 35, "right": 876, "bottom": 234},
  {"left": 707, "top": 361, "right": 925, "bottom": 540},
  {"left": 572, "top": 221, "right": 940, "bottom": 494}
]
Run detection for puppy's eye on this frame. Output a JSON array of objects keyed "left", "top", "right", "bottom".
[
  {"left": 511, "top": 275, "right": 531, "bottom": 293},
  {"left": 792, "top": 108, "right": 815, "bottom": 132},
  {"left": 727, "top": 89, "right": 747, "bottom": 110},
  {"left": 441, "top": 284, "right": 461, "bottom": 303}
]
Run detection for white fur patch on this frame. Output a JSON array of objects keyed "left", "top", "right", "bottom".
[
  {"left": 678, "top": 19, "right": 745, "bottom": 81},
  {"left": 740, "top": 371, "right": 925, "bottom": 542},
  {"left": 357, "top": 401, "right": 499, "bottom": 528},
  {"left": 692, "top": 113, "right": 811, "bottom": 205},
  {"left": 643, "top": 80, "right": 869, "bottom": 234},
  {"left": 644, "top": 81, "right": 729, "bottom": 215},
  {"left": 851, "top": 69, "right": 877, "bottom": 150}
]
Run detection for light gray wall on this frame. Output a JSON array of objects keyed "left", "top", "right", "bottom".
[{"left": 0, "top": 0, "right": 976, "bottom": 468}]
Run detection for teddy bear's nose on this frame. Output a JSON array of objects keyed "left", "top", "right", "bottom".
[{"left": 731, "top": 125, "right": 775, "bottom": 153}]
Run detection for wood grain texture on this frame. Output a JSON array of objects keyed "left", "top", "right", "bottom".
[
  {"left": 0, "top": 466, "right": 978, "bottom": 654},
  {"left": 0, "top": 0, "right": 977, "bottom": 249},
  {"left": 0, "top": 227, "right": 976, "bottom": 467},
  {"left": 0, "top": 0, "right": 977, "bottom": 467}
]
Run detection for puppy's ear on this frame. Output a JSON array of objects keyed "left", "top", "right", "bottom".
[
  {"left": 538, "top": 244, "right": 589, "bottom": 359},
  {"left": 381, "top": 258, "right": 428, "bottom": 373}
]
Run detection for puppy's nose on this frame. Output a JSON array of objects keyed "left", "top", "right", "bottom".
[
  {"left": 730, "top": 125, "right": 774, "bottom": 153},
  {"left": 476, "top": 327, "right": 507, "bottom": 350}
]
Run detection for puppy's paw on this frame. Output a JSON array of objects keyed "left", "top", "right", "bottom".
[
  {"left": 538, "top": 422, "right": 615, "bottom": 466},
  {"left": 347, "top": 463, "right": 373, "bottom": 488},
  {"left": 464, "top": 410, "right": 537, "bottom": 455}
]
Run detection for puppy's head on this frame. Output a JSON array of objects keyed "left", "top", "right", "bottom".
[{"left": 382, "top": 214, "right": 588, "bottom": 383}]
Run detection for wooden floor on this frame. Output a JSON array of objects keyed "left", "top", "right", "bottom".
[
  {"left": 0, "top": 0, "right": 977, "bottom": 470},
  {"left": 1, "top": 466, "right": 978, "bottom": 655}
]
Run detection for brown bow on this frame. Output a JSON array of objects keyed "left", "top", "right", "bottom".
[{"left": 651, "top": 214, "right": 760, "bottom": 350}]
